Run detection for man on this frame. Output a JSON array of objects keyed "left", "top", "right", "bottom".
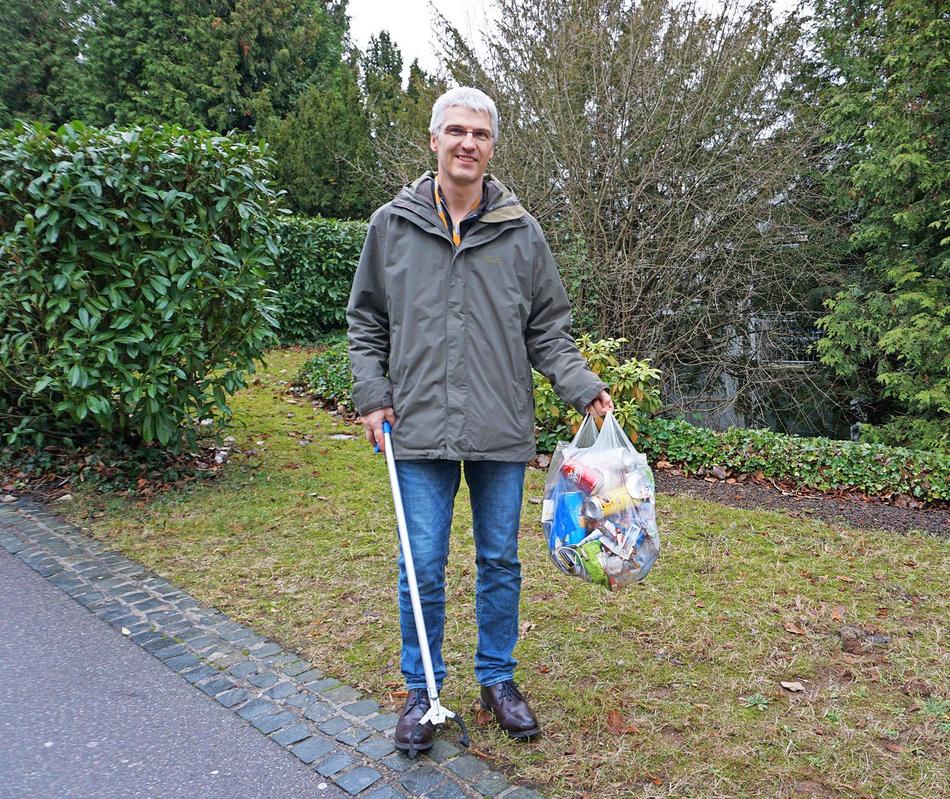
[{"left": 346, "top": 87, "right": 612, "bottom": 752}]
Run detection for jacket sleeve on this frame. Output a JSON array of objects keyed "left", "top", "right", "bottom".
[
  {"left": 346, "top": 213, "right": 393, "bottom": 415},
  {"left": 524, "top": 224, "right": 608, "bottom": 413}
]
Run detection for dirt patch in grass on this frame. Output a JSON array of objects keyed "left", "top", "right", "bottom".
[
  {"left": 61, "top": 349, "right": 949, "bottom": 799},
  {"left": 655, "top": 471, "right": 949, "bottom": 537}
]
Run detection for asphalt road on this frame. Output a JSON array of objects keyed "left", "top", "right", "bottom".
[{"left": 0, "top": 547, "right": 347, "bottom": 799}]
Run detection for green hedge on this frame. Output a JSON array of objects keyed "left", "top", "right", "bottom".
[
  {"left": 296, "top": 341, "right": 949, "bottom": 504},
  {"left": 268, "top": 216, "right": 367, "bottom": 343},
  {"left": 637, "top": 417, "right": 949, "bottom": 504},
  {"left": 0, "top": 121, "right": 280, "bottom": 450},
  {"left": 858, "top": 416, "right": 949, "bottom": 455}
]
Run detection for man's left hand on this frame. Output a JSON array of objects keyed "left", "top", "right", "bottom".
[{"left": 586, "top": 390, "right": 614, "bottom": 417}]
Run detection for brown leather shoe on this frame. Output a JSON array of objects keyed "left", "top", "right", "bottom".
[
  {"left": 394, "top": 688, "right": 434, "bottom": 752},
  {"left": 480, "top": 680, "right": 541, "bottom": 739}
]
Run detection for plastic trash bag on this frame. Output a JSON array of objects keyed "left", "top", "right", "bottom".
[{"left": 540, "top": 413, "right": 659, "bottom": 590}]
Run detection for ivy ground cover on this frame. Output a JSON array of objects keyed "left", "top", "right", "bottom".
[{"left": 70, "top": 349, "right": 949, "bottom": 799}]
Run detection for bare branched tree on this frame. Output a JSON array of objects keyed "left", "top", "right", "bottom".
[{"left": 429, "top": 0, "right": 844, "bottom": 431}]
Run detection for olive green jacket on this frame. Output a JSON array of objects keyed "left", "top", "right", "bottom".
[{"left": 346, "top": 172, "right": 607, "bottom": 461}]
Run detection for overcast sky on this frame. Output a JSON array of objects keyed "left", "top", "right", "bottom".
[
  {"left": 346, "top": 0, "right": 496, "bottom": 81},
  {"left": 346, "top": 0, "right": 802, "bottom": 84}
]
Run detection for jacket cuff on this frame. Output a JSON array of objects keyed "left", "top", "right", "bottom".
[
  {"left": 571, "top": 380, "right": 609, "bottom": 415},
  {"left": 352, "top": 377, "right": 393, "bottom": 416}
]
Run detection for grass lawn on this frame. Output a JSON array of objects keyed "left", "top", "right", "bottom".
[{"left": 71, "top": 348, "right": 948, "bottom": 799}]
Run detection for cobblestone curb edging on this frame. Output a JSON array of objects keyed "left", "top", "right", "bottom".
[{"left": 0, "top": 498, "right": 545, "bottom": 799}]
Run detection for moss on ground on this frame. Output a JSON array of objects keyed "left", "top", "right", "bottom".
[{"left": 71, "top": 348, "right": 949, "bottom": 799}]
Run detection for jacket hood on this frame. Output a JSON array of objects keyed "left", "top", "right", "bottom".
[{"left": 393, "top": 171, "right": 527, "bottom": 225}]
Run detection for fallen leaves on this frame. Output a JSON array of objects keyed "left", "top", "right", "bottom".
[
  {"left": 783, "top": 621, "right": 807, "bottom": 636},
  {"left": 831, "top": 605, "right": 846, "bottom": 623},
  {"left": 606, "top": 710, "right": 639, "bottom": 735}
]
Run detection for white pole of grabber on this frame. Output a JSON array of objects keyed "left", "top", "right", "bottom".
[{"left": 381, "top": 422, "right": 441, "bottom": 708}]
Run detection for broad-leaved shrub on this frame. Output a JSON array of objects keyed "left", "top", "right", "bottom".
[{"left": 0, "top": 122, "right": 280, "bottom": 450}]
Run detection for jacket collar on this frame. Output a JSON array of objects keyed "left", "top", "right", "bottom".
[{"left": 392, "top": 171, "right": 528, "bottom": 232}]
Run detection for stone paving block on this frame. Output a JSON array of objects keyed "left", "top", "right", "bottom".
[
  {"left": 210, "top": 652, "right": 245, "bottom": 669},
  {"left": 342, "top": 699, "right": 380, "bottom": 718},
  {"left": 141, "top": 636, "right": 176, "bottom": 653},
  {"left": 130, "top": 630, "right": 163, "bottom": 646},
  {"left": 266, "top": 682, "right": 297, "bottom": 700},
  {"left": 422, "top": 780, "right": 468, "bottom": 799},
  {"left": 296, "top": 668, "right": 323, "bottom": 683},
  {"left": 95, "top": 605, "right": 127, "bottom": 621},
  {"left": 153, "top": 643, "right": 188, "bottom": 660},
  {"left": 356, "top": 737, "right": 396, "bottom": 760},
  {"left": 304, "top": 701, "right": 334, "bottom": 723},
  {"left": 249, "top": 642, "right": 282, "bottom": 657},
  {"left": 164, "top": 654, "right": 201, "bottom": 673},
  {"left": 220, "top": 625, "right": 256, "bottom": 643},
  {"left": 472, "top": 772, "right": 508, "bottom": 798},
  {"left": 272, "top": 723, "right": 311, "bottom": 746},
  {"left": 197, "top": 675, "right": 235, "bottom": 695},
  {"left": 182, "top": 635, "right": 216, "bottom": 651},
  {"left": 366, "top": 712, "right": 399, "bottom": 732},
  {"left": 286, "top": 691, "right": 316, "bottom": 710},
  {"left": 75, "top": 591, "right": 107, "bottom": 606},
  {"left": 248, "top": 671, "right": 279, "bottom": 689},
  {"left": 35, "top": 561, "right": 63, "bottom": 576},
  {"left": 504, "top": 789, "right": 545, "bottom": 799},
  {"left": 181, "top": 665, "right": 218, "bottom": 684},
  {"left": 323, "top": 685, "right": 361, "bottom": 704},
  {"left": 252, "top": 711, "right": 296, "bottom": 734},
  {"left": 315, "top": 752, "right": 354, "bottom": 777},
  {"left": 215, "top": 688, "right": 251, "bottom": 708},
  {"left": 427, "top": 739, "right": 461, "bottom": 764},
  {"left": 133, "top": 598, "right": 164, "bottom": 612},
  {"left": 176, "top": 628, "right": 210, "bottom": 643},
  {"left": 122, "top": 592, "right": 150, "bottom": 603},
  {"left": 318, "top": 717, "right": 350, "bottom": 736},
  {"left": 228, "top": 661, "right": 258, "bottom": 678},
  {"left": 335, "top": 725, "right": 371, "bottom": 746},
  {"left": 263, "top": 652, "right": 298, "bottom": 668},
  {"left": 444, "top": 754, "right": 487, "bottom": 780},
  {"left": 308, "top": 677, "right": 342, "bottom": 693},
  {"left": 291, "top": 736, "right": 335, "bottom": 764},
  {"left": 381, "top": 752, "right": 414, "bottom": 773},
  {"left": 280, "top": 660, "right": 311, "bottom": 677},
  {"left": 334, "top": 766, "right": 381, "bottom": 796},
  {"left": 1, "top": 537, "right": 27, "bottom": 554},
  {"left": 236, "top": 698, "right": 277, "bottom": 721},
  {"left": 398, "top": 765, "right": 445, "bottom": 796},
  {"left": 363, "top": 786, "right": 407, "bottom": 799}
]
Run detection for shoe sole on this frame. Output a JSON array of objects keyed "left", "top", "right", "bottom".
[
  {"left": 393, "top": 737, "right": 434, "bottom": 752},
  {"left": 479, "top": 701, "right": 541, "bottom": 740}
]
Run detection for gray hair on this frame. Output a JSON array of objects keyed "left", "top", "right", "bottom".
[{"left": 429, "top": 87, "right": 499, "bottom": 142}]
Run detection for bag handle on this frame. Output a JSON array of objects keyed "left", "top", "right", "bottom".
[{"left": 570, "top": 413, "right": 600, "bottom": 448}]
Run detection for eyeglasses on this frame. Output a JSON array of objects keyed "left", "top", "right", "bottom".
[{"left": 442, "top": 125, "right": 493, "bottom": 143}]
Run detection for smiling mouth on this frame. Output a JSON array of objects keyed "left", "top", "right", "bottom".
[{"left": 456, "top": 156, "right": 477, "bottom": 163}]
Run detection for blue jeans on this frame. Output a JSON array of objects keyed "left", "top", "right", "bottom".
[{"left": 393, "top": 459, "right": 526, "bottom": 689}]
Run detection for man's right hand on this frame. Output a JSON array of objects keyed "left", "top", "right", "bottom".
[{"left": 360, "top": 407, "right": 396, "bottom": 453}]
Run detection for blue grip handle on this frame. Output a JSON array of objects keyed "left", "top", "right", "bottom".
[{"left": 374, "top": 420, "right": 392, "bottom": 453}]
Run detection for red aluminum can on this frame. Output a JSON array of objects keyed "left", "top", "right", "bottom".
[{"left": 560, "top": 459, "right": 603, "bottom": 494}]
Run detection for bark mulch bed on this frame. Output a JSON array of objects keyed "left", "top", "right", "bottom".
[{"left": 654, "top": 470, "right": 949, "bottom": 538}]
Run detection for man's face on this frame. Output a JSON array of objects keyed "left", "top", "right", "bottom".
[{"left": 430, "top": 106, "right": 494, "bottom": 188}]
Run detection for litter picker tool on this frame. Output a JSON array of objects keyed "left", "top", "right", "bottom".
[{"left": 377, "top": 420, "right": 470, "bottom": 758}]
